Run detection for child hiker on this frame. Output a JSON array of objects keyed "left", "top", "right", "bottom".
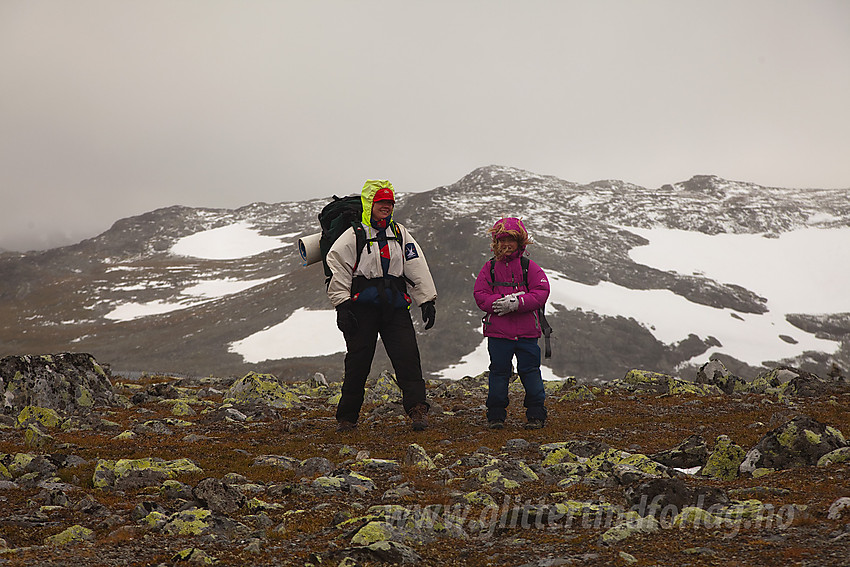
[{"left": 473, "top": 218, "right": 551, "bottom": 429}]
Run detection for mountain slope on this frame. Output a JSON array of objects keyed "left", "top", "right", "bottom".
[{"left": 1, "top": 166, "right": 848, "bottom": 382}]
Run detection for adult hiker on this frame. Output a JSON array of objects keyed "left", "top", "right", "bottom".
[
  {"left": 325, "top": 180, "right": 437, "bottom": 432},
  {"left": 473, "top": 217, "right": 551, "bottom": 430}
]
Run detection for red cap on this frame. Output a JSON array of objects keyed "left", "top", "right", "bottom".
[{"left": 373, "top": 187, "right": 395, "bottom": 203}]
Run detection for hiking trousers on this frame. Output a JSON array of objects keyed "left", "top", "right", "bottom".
[
  {"left": 336, "top": 303, "right": 427, "bottom": 423},
  {"left": 486, "top": 337, "right": 547, "bottom": 423}
]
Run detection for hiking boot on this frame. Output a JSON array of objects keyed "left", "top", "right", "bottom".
[
  {"left": 524, "top": 419, "right": 545, "bottom": 430},
  {"left": 409, "top": 404, "right": 428, "bottom": 431},
  {"left": 336, "top": 420, "right": 357, "bottom": 432},
  {"left": 487, "top": 420, "right": 505, "bottom": 430}
]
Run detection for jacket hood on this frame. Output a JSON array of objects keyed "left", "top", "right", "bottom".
[
  {"left": 360, "top": 179, "right": 395, "bottom": 225},
  {"left": 491, "top": 217, "right": 529, "bottom": 258}
]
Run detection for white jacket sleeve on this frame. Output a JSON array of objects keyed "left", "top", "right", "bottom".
[{"left": 325, "top": 228, "right": 357, "bottom": 307}]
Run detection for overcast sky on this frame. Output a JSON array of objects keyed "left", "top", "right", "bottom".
[{"left": 2, "top": 1, "right": 849, "bottom": 252}]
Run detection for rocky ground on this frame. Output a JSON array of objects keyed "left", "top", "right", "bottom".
[{"left": 1, "top": 353, "right": 849, "bottom": 566}]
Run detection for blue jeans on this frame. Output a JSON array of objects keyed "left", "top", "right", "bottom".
[{"left": 486, "top": 337, "right": 547, "bottom": 423}]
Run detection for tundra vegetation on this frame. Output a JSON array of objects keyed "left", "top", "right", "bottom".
[{"left": 1, "top": 353, "right": 849, "bottom": 566}]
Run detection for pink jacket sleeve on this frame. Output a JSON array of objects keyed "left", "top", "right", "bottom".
[
  {"left": 516, "top": 259, "right": 550, "bottom": 313},
  {"left": 473, "top": 262, "right": 500, "bottom": 313}
]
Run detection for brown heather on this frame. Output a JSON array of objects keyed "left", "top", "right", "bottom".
[{"left": 0, "top": 375, "right": 848, "bottom": 566}]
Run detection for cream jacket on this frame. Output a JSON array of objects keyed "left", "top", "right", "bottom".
[{"left": 326, "top": 222, "right": 438, "bottom": 308}]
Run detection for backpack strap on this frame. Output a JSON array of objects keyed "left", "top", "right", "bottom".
[{"left": 488, "top": 255, "right": 529, "bottom": 289}]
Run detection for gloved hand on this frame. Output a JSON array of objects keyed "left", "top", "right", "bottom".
[
  {"left": 420, "top": 301, "right": 436, "bottom": 330},
  {"left": 336, "top": 300, "right": 358, "bottom": 335},
  {"left": 492, "top": 292, "right": 524, "bottom": 316}
]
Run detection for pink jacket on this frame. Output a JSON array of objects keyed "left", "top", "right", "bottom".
[{"left": 473, "top": 251, "right": 550, "bottom": 340}]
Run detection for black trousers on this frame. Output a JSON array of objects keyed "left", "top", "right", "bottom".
[{"left": 336, "top": 302, "right": 427, "bottom": 423}]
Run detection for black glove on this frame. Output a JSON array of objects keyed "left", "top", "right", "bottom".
[
  {"left": 420, "top": 301, "right": 436, "bottom": 330},
  {"left": 336, "top": 300, "right": 358, "bottom": 335}
]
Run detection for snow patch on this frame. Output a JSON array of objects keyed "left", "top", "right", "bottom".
[
  {"left": 170, "top": 221, "right": 287, "bottom": 259},
  {"left": 229, "top": 308, "right": 346, "bottom": 362}
]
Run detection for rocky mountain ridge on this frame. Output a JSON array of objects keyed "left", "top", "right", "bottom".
[{"left": 1, "top": 165, "right": 848, "bottom": 382}]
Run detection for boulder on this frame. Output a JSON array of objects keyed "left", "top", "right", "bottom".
[
  {"left": 740, "top": 416, "right": 847, "bottom": 473},
  {"left": 624, "top": 477, "right": 729, "bottom": 518},
  {"left": 651, "top": 434, "right": 708, "bottom": 469},
  {"left": 701, "top": 435, "right": 745, "bottom": 480},
  {"left": 192, "top": 478, "right": 246, "bottom": 515},
  {"left": 695, "top": 360, "right": 746, "bottom": 394},
  {"left": 223, "top": 372, "right": 301, "bottom": 409},
  {"left": 0, "top": 353, "right": 118, "bottom": 415}
]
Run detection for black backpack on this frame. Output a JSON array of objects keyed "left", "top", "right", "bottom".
[
  {"left": 317, "top": 195, "right": 401, "bottom": 287},
  {"left": 488, "top": 255, "right": 553, "bottom": 358}
]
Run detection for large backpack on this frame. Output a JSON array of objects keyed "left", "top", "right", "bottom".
[
  {"left": 317, "top": 195, "right": 402, "bottom": 287},
  {"left": 488, "top": 255, "right": 553, "bottom": 358}
]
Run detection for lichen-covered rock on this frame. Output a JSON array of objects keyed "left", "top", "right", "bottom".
[
  {"left": 467, "top": 456, "right": 538, "bottom": 491},
  {"left": 696, "top": 359, "right": 746, "bottom": 394},
  {"left": 600, "top": 515, "right": 660, "bottom": 545},
  {"left": 24, "top": 424, "right": 54, "bottom": 448},
  {"left": 16, "top": 406, "right": 62, "bottom": 429},
  {"left": 363, "top": 370, "right": 402, "bottom": 404},
  {"left": 93, "top": 457, "right": 203, "bottom": 490},
  {"left": 624, "top": 477, "right": 729, "bottom": 518},
  {"left": 172, "top": 548, "right": 217, "bottom": 565},
  {"left": 818, "top": 447, "right": 850, "bottom": 467},
  {"left": 0, "top": 353, "right": 118, "bottom": 415},
  {"left": 404, "top": 443, "right": 436, "bottom": 470},
  {"left": 347, "top": 540, "right": 422, "bottom": 564},
  {"left": 558, "top": 384, "right": 597, "bottom": 401},
  {"left": 162, "top": 508, "right": 215, "bottom": 536},
  {"left": 44, "top": 524, "right": 95, "bottom": 546},
  {"left": 701, "top": 435, "right": 745, "bottom": 480},
  {"left": 740, "top": 416, "right": 847, "bottom": 473},
  {"left": 612, "top": 369, "right": 721, "bottom": 396},
  {"left": 223, "top": 372, "right": 301, "bottom": 409},
  {"left": 193, "top": 477, "right": 246, "bottom": 515},
  {"left": 651, "top": 434, "right": 708, "bottom": 469},
  {"left": 312, "top": 470, "right": 376, "bottom": 494},
  {"left": 351, "top": 521, "right": 400, "bottom": 546}
]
